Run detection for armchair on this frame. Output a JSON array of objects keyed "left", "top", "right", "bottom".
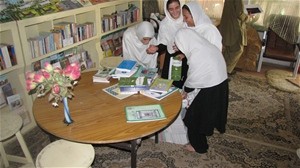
[{"left": 257, "top": 15, "right": 300, "bottom": 77}]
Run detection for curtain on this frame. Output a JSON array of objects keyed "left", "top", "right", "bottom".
[
  {"left": 157, "top": 0, "right": 299, "bottom": 42},
  {"left": 249, "top": 0, "right": 300, "bottom": 43}
]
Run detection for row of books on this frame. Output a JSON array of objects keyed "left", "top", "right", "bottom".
[
  {"left": 100, "top": 29, "right": 125, "bottom": 57},
  {"left": 32, "top": 48, "right": 93, "bottom": 72},
  {"left": 28, "top": 21, "right": 94, "bottom": 58},
  {"left": 0, "top": 0, "right": 83, "bottom": 23},
  {"left": 101, "top": 5, "right": 140, "bottom": 33},
  {"left": 0, "top": 44, "right": 17, "bottom": 70}
]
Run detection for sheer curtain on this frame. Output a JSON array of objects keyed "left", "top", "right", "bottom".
[
  {"left": 157, "top": 0, "right": 299, "bottom": 42},
  {"left": 249, "top": 0, "right": 299, "bottom": 43}
]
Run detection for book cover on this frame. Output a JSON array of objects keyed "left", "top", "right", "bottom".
[
  {"left": 118, "top": 76, "right": 149, "bottom": 93},
  {"left": 149, "top": 78, "right": 173, "bottom": 94},
  {"left": 0, "top": 44, "right": 12, "bottom": 68},
  {"left": 125, "top": 104, "right": 166, "bottom": 123},
  {"left": 1, "top": 82, "right": 14, "bottom": 103},
  {"left": 168, "top": 56, "right": 182, "bottom": 81},
  {"left": 116, "top": 59, "right": 137, "bottom": 72},
  {"left": 0, "top": 87, "right": 7, "bottom": 108},
  {"left": 112, "top": 66, "right": 139, "bottom": 79},
  {"left": 7, "top": 45, "right": 17, "bottom": 66},
  {"left": 140, "top": 87, "right": 179, "bottom": 101},
  {"left": 93, "top": 68, "right": 115, "bottom": 83},
  {"left": 133, "top": 66, "right": 158, "bottom": 79},
  {"left": 7, "top": 94, "right": 23, "bottom": 111},
  {"left": 102, "top": 84, "right": 136, "bottom": 100}
]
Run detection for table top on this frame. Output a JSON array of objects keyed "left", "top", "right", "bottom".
[{"left": 33, "top": 71, "right": 182, "bottom": 144}]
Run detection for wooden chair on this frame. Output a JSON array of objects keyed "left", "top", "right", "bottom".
[{"left": 257, "top": 15, "right": 300, "bottom": 78}]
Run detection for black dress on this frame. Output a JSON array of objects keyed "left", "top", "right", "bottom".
[
  {"left": 157, "top": 44, "right": 188, "bottom": 89},
  {"left": 183, "top": 79, "right": 229, "bottom": 153}
]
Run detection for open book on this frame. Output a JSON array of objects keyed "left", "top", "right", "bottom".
[{"left": 140, "top": 87, "right": 179, "bottom": 101}]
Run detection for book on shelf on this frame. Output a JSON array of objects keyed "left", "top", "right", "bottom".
[
  {"left": 116, "top": 59, "right": 137, "bottom": 72},
  {"left": 125, "top": 104, "right": 166, "bottom": 123},
  {"left": 140, "top": 86, "right": 179, "bottom": 101},
  {"left": 7, "top": 94, "right": 23, "bottom": 111},
  {"left": 57, "top": 0, "right": 83, "bottom": 11},
  {"left": 168, "top": 56, "right": 182, "bottom": 81},
  {"left": 102, "top": 84, "right": 136, "bottom": 100},
  {"left": 0, "top": 88, "right": 7, "bottom": 108},
  {"left": 0, "top": 75, "right": 8, "bottom": 108},
  {"left": 149, "top": 78, "right": 173, "bottom": 94},
  {"left": 0, "top": 44, "right": 12, "bottom": 69},
  {"left": 93, "top": 68, "right": 115, "bottom": 83},
  {"left": 7, "top": 45, "right": 17, "bottom": 66},
  {"left": 1, "top": 82, "right": 14, "bottom": 104},
  {"left": 118, "top": 76, "right": 150, "bottom": 93},
  {"left": 38, "top": 0, "right": 61, "bottom": 15}
]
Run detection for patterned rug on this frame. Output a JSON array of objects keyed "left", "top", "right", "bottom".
[{"left": 5, "top": 73, "right": 300, "bottom": 168}]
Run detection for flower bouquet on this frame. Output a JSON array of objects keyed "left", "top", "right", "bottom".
[{"left": 26, "top": 62, "right": 81, "bottom": 124}]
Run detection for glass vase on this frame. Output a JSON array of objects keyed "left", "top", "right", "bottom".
[{"left": 62, "top": 97, "right": 73, "bottom": 125}]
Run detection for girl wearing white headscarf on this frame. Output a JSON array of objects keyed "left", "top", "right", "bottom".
[
  {"left": 147, "top": 0, "right": 187, "bottom": 88},
  {"left": 174, "top": 28, "right": 228, "bottom": 154},
  {"left": 122, "top": 21, "right": 158, "bottom": 68},
  {"left": 182, "top": 1, "right": 222, "bottom": 51}
]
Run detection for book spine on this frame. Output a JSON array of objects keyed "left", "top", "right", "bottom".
[{"left": 0, "top": 45, "right": 12, "bottom": 68}]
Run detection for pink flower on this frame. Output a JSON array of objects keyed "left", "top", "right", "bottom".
[
  {"left": 41, "top": 69, "right": 51, "bottom": 79},
  {"left": 52, "top": 84, "right": 60, "bottom": 94},
  {"left": 26, "top": 80, "right": 37, "bottom": 91},
  {"left": 26, "top": 72, "right": 35, "bottom": 80},
  {"left": 44, "top": 62, "right": 53, "bottom": 72},
  {"left": 63, "top": 63, "right": 81, "bottom": 80},
  {"left": 26, "top": 61, "right": 81, "bottom": 107},
  {"left": 34, "top": 73, "right": 46, "bottom": 83}
]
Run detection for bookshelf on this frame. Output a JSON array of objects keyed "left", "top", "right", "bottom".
[
  {"left": 0, "top": 21, "right": 34, "bottom": 132},
  {"left": 0, "top": 0, "right": 142, "bottom": 132}
]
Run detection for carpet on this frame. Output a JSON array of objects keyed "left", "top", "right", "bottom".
[
  {"left": 5, "top": 73, "right": 300, "bottom": 168},
  {"left": 266, "top": 69, "right": 300, "bottom": 93}
]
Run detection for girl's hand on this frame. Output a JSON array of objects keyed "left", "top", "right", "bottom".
[
  {"left": 181, "top": 91, "right": 187, "bottom": 99},
  {"left": 173, "top": 44, "right": 179, "bottom": 52},
  {"left": 177, "top": 54, "right": 185, "bottom": 61},
  {"left": 146, "top": 45, "right": 158, "bottom": 54}
]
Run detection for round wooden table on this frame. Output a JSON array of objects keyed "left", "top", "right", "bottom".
[{"left": 33, "top": 71, "right": 182, "bottom": 167}]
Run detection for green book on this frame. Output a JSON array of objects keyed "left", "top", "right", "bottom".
[
  {"left": 118, "top": 76, "right": 149, "bottom": 93},
  {"left": 125, "top": 104, "right": 166, "bottom": 123},
  {"left": 149, "top": 78, "right": 173, "bottom": 94},
  {"left": 168, "top": 56, "right": 182, "bottom": 81}
]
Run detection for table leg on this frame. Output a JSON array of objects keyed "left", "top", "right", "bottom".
[
  {"left": 130, "top": 140, "right": 137, "bottom": 168},
  {"left": 107, "top": 139, "right": 141, "bottom": 168},
  {"left": 155, "top": 132, "right": 159, "bottom": 144}
]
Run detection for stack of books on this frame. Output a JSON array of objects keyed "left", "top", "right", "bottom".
[
  {"left": 111, "top": 59, "right": 138, "bottom": 79},
  {"left": 102, "top": 59, "right": 177, "bottom": 101},
  {"left": 93, "top": 68, "right": 115, "bottom": 83},
  {"left": 118, "top": 76, "right": 150, "bottom": 94}
]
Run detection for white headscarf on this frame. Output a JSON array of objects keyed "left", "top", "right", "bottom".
[
  {"left": 157, "top": 0, "right": 184, "bottom": 54},
  {"left": 174, "top": 28, "right": 227, "bottom": 88},
  {"left": 122, "top": 21, "right": 158, "bottom": 68},
  {"left": 184, "top": 1, "right": 223, "bottom": 51}
]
